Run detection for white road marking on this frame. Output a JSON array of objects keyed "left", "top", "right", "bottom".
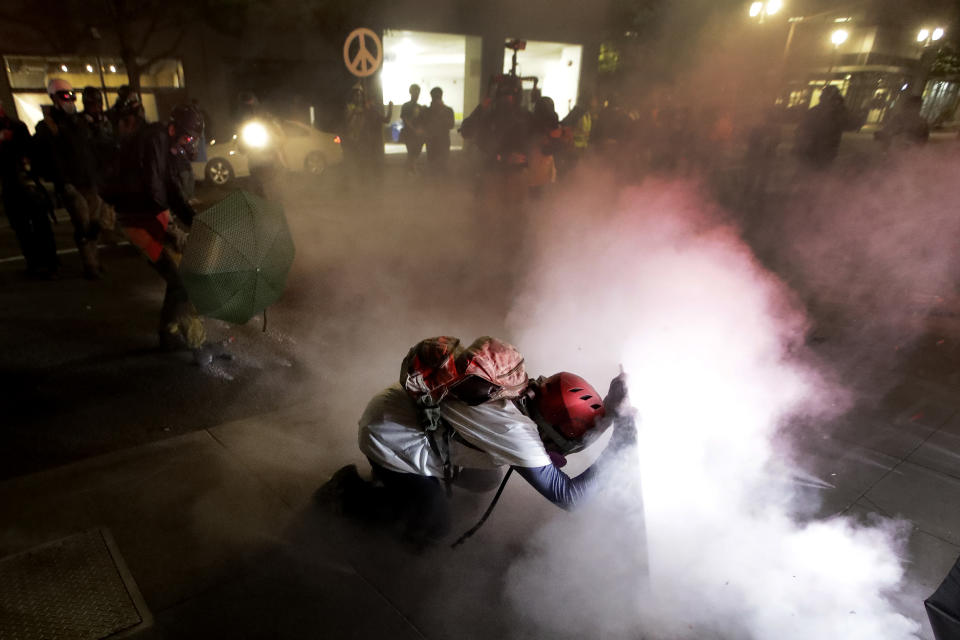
[{"left": 0, "top": 241, "right": 130, "bottom": 264}]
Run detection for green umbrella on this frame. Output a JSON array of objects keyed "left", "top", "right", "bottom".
[{"left": 180, "top": 190, "right": 295, "bottom": 325}]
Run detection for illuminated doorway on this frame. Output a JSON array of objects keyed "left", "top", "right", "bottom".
[
  {"left": 382, "top": 30, "right": 481, "bottom": 151},
  {"left": 504, "top": 40, "right": 582, "bottom": 118}
]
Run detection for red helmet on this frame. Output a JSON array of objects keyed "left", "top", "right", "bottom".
[{"left": 534, "top": 372, "right": 605, "bottom": 452}]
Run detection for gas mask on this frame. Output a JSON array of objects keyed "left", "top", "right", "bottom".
[
  {"left": 173, "top": 133, "right": 200, "bottom": 161},
  {"left": 52, "top": 90, "right": 77, "bottom": 115}
]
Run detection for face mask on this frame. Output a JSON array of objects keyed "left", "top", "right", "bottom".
[{"left": 174, "top": 134, "right": 199, "bottom": 160}]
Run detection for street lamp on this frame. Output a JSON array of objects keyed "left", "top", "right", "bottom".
[
  {"left": 915, "top": 26, "right": 946, "bottom": 98},
  {"left": 917, "top": 27, "right": 945, "bottom": 46},
  {"left": 749, "top": 0, "right": 782, "bottom": 22},
  {"left": 826, "top": 28, "right": 848, "bottom": 76}
]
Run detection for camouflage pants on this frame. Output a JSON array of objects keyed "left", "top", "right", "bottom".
[
  {"left": 119, "top": 210, "right": 205, "bottom": 350},
  {"left": 61, "top": 184, "right": 114, "bottom": 275},
  {"left": 152, "top": 247, "right": 206, "bottom": 350}
]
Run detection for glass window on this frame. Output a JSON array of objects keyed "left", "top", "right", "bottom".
[
  {"left": 5, "top": 55, "right": 182, "bottom": 91},
  {"left": 5, "top": 56, "right": 105, "bottom": 90}
]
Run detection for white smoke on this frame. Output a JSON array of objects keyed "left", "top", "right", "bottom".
[{"left": 504, "top": 176, "right": 920, "bottom": 639}]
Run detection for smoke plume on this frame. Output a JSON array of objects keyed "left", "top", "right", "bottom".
[{"left": 503, "top": 173, "right": 920, "bottom": 639}]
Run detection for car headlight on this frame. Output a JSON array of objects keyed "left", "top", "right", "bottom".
[{"left": 241, "top": 121, "right": 270, "bottom": 149}]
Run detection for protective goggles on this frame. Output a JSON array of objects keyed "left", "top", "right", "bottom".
[
  {"left": 54, "top": 90, "right": 76, "bottom": 102},
  {"left": 174, "top": 134, "right": 200, "bottom": 160}
]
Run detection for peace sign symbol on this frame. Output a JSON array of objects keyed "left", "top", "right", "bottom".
[{"left": 343, "top": 28, "right": 383, "bottom": 78}]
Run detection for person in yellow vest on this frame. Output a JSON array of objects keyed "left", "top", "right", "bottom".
[{"left": 560, "top": 95, "right": 599, "bottom": 174}]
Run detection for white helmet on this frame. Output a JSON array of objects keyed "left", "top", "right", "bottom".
[{"left": 47, "top": 78, "right": 73, "bottom": 95}]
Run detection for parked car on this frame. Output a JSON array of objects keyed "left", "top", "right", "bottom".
[{"left": 193, "top": 119, "right": 343, "bottom": 186}]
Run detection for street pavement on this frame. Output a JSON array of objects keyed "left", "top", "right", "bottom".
[{"left": 2, "top": 141, "right": 960, "bottom": 638}]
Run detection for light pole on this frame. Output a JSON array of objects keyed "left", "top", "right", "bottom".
[
  {"left": 827, "top": 28, "right": 848, "bottom": 77},
  {"left": 747, "top": 1, "right": 788, "bottom": 105},
  {"left": 913, "top": 26, "right": 945, "bottom": 98},
  {"left": 753, "top": 5, "right": 855, "bottom": 106}
]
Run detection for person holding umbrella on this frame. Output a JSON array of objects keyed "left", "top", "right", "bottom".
[{"left": 103, "top": 102, "right": 210, "bottom": 356}]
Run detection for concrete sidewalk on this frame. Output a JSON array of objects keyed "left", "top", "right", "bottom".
[
  {"left": 2, "top": 363, "right": 960, "bottom": 638},
  {"left": 0, "top": 397, "right": 547, "bottom": 639}
]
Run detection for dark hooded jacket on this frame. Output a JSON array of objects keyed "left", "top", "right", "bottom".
[
  {"left": 32, "top": 107, "right": 98, "bottom": 189},
  {"left": 103, "top": 122, "right": 195, "bottom": 225}
]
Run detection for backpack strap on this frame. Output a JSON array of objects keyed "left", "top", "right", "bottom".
[{"left": 420, "top": 405, "right": 457, "bottom": 497}]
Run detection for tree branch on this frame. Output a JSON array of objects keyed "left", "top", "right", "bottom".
[
  {"left": 137, "top": 0, "right": 166, "bottom": 56},
  {"left": 140, "top": 28, "right": 186, "bottom": 72}
]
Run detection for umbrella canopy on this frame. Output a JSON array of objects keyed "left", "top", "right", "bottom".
[
  {"left": 927, "top": 553, "right": 960, "bottom": 640},
  {"left": 181, "top": 191, "right": 295, "bottom": 324}
]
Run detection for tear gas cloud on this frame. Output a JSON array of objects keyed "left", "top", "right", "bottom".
[
  {"left": 504, "top": 175, "right": 919, "bottom": 639},
  {"left": 763, "top": 148, "right": 960, "bottom": 387}
]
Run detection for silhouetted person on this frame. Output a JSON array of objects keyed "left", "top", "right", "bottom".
[
  {"left": 191, "top": 98, "right": 210, "bottom": 165},
  {"left": 527, "top": 96, "right": 569, "bottom": 197},
  {"left": 236, "top": 91, "right": 286, "bottom": 199},
  {"left": 103, "top": 101, "right": 208, "bottom": 354},
  {"left": 461, "top": 75, "right": 532, "bottom": 210},
  {"left": 560, "top": 95, "right": 599, "bottom": 174},
  {"left": 875, "top": 95, "right": 929, "bottom": 151},
  {"left": 107, "top": 85, "right": 140, "bottom": 131},
  {"left": 33, "top": 78, "right": 104, "bottom": 278},
  {"left": 343, "top": 85, "right": 391, "bottom": 184},
  {"left": 743, "top": 109, "right": 782, "bottom": 202},
  {"left": 81, "top": 87, "right": 116, "bottom": 185},
  {"left": 461, "top": 75, "right": 531, "bottom": 171},
  {"left": 591, "top": 95, "right": 635, "bottom": 181},
  {"left": 424, "top": 87, "right": 454, "bottom": 174},
  {"left": 794, "top": 86, "right": 855, "bottom": 169},
  {"left": 1, "top": 100, "right": 58, "bottom": 277},
  {"left": 400, "top": 84, "right": 424, "bottom": 175},
  {"left": 364, "top": 94, "right": 392, "bottom": 172}
]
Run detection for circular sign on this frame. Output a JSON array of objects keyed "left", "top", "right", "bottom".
[{"left": 343, "top": 28, "right": 383, "bottom": 78}]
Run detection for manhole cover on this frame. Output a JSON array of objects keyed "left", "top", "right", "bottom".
[{"left": 0, "top": 529, "right": 151, "bottom": 639}]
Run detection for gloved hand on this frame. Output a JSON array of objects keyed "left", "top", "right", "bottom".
[
  {"left": 604, "top": 371, "right": 632, "bottom": 417},
  {"left": 604, "top": 371, "right": 638, "bottom": 450},
  {"left": 166, "top": 223, "right": 188, "bottom": 253}
]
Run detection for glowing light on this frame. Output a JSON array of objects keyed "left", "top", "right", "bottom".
[
  {"left": 831, "top": 29, "right": 849, "bottom": 46},
  {"left": 109, "top": 64, "right": 117, "bottom": 73},
  {"left": 241, "top": 121, "right": 269, "bottom": 148},
  {"left": 749, "top": 2, "right": 762, "bottom": 17},
  {"left": 765, "top": 0, "right": 782, "bottom": 15},
  {"left": 209, "top": 139, "right": 216, "bottom": 146},
  {"left": 933, "top": 27, "right": 945, "bottom": 41},
  {"left": 60, "top": 64, "right": 68, "bottom": 72},
  {"left": 502, "top": 184, "right": 922, "bottom": 639},
  {"left": 333, "top": 135, "right": 341, "bottom": 144},
  {"left": 917, "top": 29, "right": 930, "bottom": 42},
  {"left": 85, "top": 64, "right": 93, "bottom": 72}
]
